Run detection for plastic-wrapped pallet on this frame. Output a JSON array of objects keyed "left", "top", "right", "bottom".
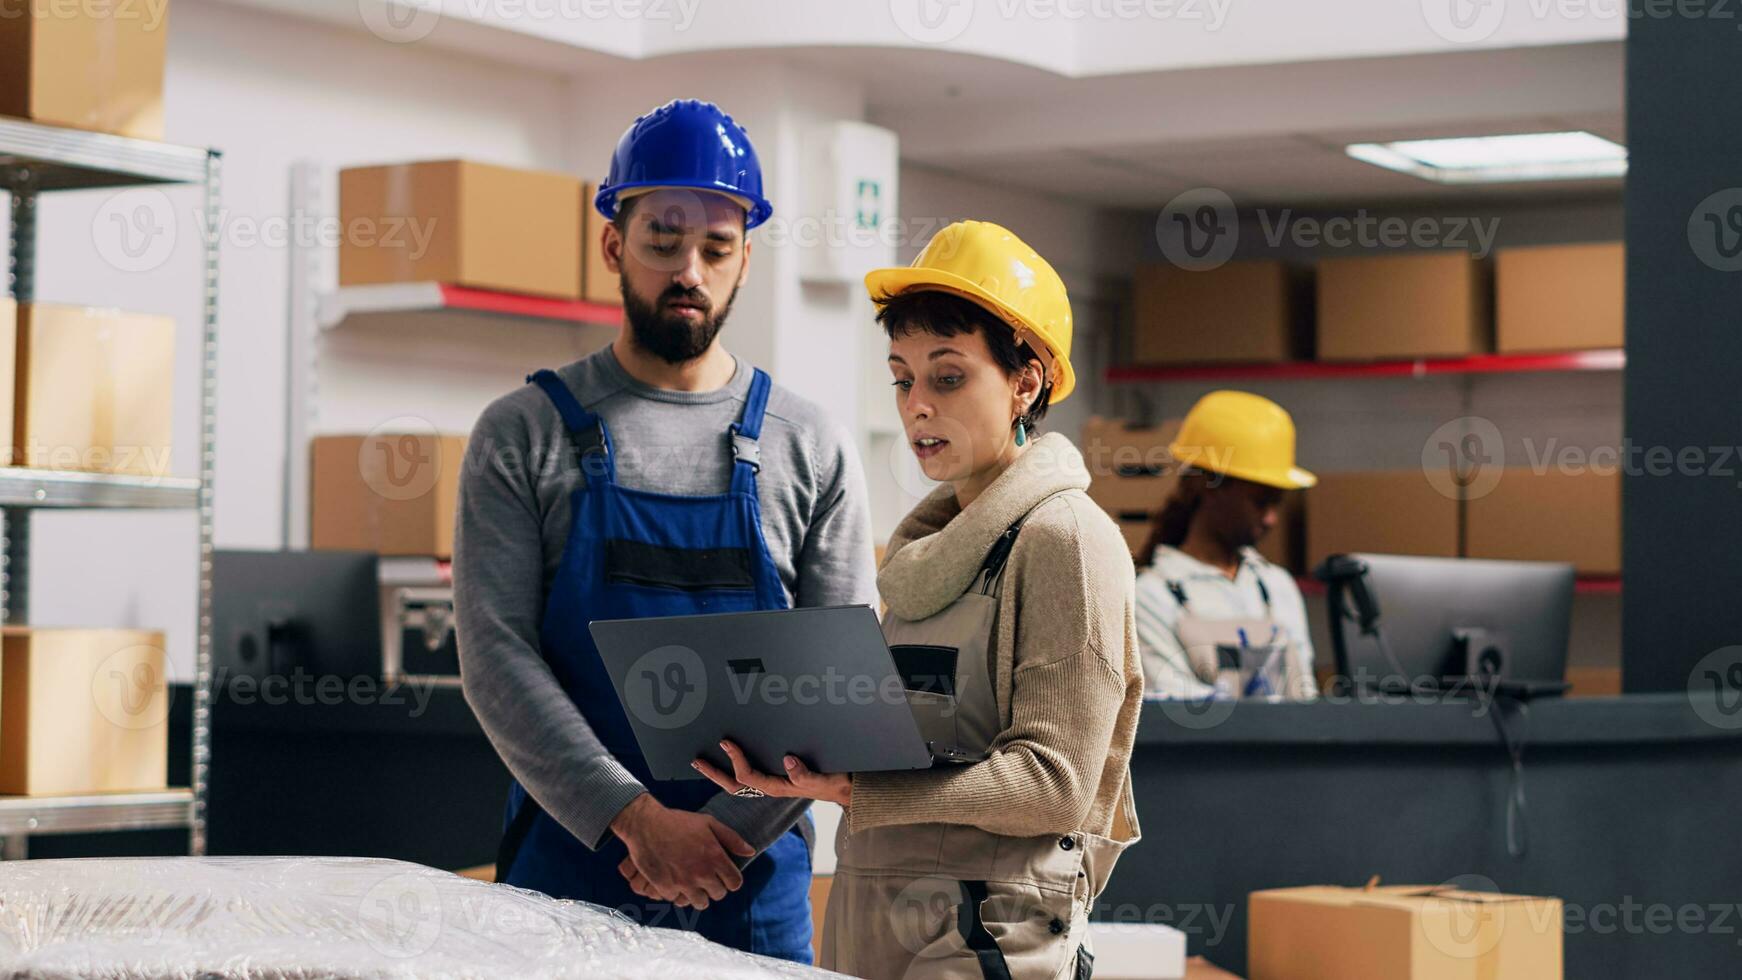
[{"left": 0, "top": 856, "right": 842, "bottom": 979}]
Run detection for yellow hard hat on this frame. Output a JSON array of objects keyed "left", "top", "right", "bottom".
[
  {"left": 1169, "top": 391, "right": 1317, "bottom": 489},
  {"left": 864, "top": 220, "right": 1076, "bottom": 404}
]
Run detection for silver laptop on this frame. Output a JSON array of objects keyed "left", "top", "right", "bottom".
[{"left": 589, "top": 604, "right": 935, "bottom": 782}]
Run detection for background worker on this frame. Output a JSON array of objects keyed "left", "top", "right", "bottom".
[
  {"left": 1134, "top": 390, "right": 1319, "bottom": 700},
  {"left": 453, "top": 99, "right": 876, "bottom": 963}
]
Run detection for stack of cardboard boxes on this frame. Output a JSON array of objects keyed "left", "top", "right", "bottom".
[
  {"left": 337, "top": 161, "right": 624, "bottom": 305},
  {"left": 1130, "top": 242, "right": 1623, "bottom": 366},
  {"left": 0, "top": 5, "right": 178, "bottom": 797},
  {"left": 311, "top": 159, "right": 635, "bottom": 560},
  {"left": 1127, "top": 242, "right": 1625, "bottom": 578}
]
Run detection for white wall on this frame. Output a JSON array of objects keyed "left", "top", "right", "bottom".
[{"left": 28, "top": 0, "right": 576, "bottom": 678}]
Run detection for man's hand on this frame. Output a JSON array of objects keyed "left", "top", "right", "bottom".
[{"left": 609, "top": 793, "right": 754, "bottom": 909}]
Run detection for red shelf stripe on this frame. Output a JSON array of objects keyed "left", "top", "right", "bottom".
[
  {"left": 1107, "top": 349, "right": 1624, "bottom": 383},
  {"left": 437, "top": 284, "right": 622, "bottom": 326}
]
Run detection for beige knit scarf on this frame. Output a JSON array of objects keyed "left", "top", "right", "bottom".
[{"left": 878, "top": 431, "right": 1092, "bottom": 621}]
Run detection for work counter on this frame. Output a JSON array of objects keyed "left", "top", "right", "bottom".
[
  {"left": 1110, "top": 693, "right": 1742, "bottom": 978},
  {"left": 48, "top": 686, "right": 1739, "bottom": 979}
]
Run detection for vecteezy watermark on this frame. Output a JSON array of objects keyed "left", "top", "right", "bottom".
[
  {"left": 620, "top": 643, "right": 921, "bottom": 730},
  {"left": 92, "top": 644, "right": 173, "bottom": 731},
  {"left": 1426, "top": 0, "right": 1742, "bottom": 46},
  {"left": 758, "top": 211, "right": 956, "bottom": 255},
  {"left": 1092, "top": 900, "right": 1237, "bottom": 947},
  {"left": 360, "top": 417, "right": 450, "bottom": 502},
  {"left": 889, "top": 878, "right": 1063, "bottom": 957},
  {"left": 1155, "top": 196, "right": 1501, "bottom": 271},
  {"left": 1422, "top": 416, "right": 1506, "bottom": 501},
  {"left": 1151, "top": 668, "right": 1525, "bottom": 729},
  {"left": 1522, "top": 437, "right": 1742, "bottom": 485},
  {"left": 90, "top": 193, "right": 440, "bottom": 275},
  {"left": 216, "top": 667, "right": 440, "bottom": 718},
  {"left": 1420, "top": 0, "right": 1507, "bottom": 44},
  {"left": 621, "top": 644, "right": 710, "bottom": 730},
  {"left": 1417, "top": 874, "right": 1514, "bottom": 961},
  {"left": 1689, "top": 188, "right": 1742, "bottom": 272},
  {"left": 1155, "top": 188, "right": 1239, "bottom": 271},
  {"left": 891, "top": 0, "right": 1230, "bottom": 43},
  {"left": 11, "top": 442, "right": 175, "bottom": 481},
  {"left": 1689, "top": 646, "right": 1742, "bottom": 731},
  {"left": 92, "top": 188, "right": 178, "bottom": 274},
  {"left": 359, "top": 0, "right": 703, "bottom": 45},
  {"left": 360, "top": 872, "right": 446, "bottom": 958},
  {"left": 1257, "top": 209, "right": 1500, "bottom": 258},
  {"left": 0, "top": 0, "right": 171, "bottom": 31}
]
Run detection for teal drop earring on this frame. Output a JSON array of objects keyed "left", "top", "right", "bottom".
[{"left": 1014, "top": 415, "right": 1028, "bottom": 447}]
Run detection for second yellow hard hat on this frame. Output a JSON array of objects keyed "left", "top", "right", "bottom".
[
  {"left": 1169, "top": 391, "right": 1317, "bottom": 489},
  {"left": 864, "top": 220, "right": 1076, "bottom": 404}
]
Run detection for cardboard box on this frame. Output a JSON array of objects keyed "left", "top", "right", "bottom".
[
  {"left": 0, "top": 0, "right": 168, "bottom": 140},
  {"left": 1465, "top": 469, "right": 1620, "bottom": 574},
  {"left": 1082, "top": 417, "right": 1179, "bottom": 478},
  {"left": 311, "top": 433, "right": 468, "bottom": 558},
  {"left": 1307, "top": 470, "right": 1460, "bottom": 569},
  {"left": 0, "top": 628, "right": 169, "bottom": 795},
  {"left": 1249, "top": 884, "right": 1562, "bottom": 980},
  {"left": 13, "top": 303, "right": 174, "bottom": 477},
  {"left": 339, "top": 161, "right": 582, "bottom": 299},
  {"left": 581, "top": 181, "right": 621, "bottom": 305},
  {"left": 1133, "top": 261, "right": 1304, "bottom": 364},
  {"left": 1495, "top": 242, "right": 1624, "bottom": 353},
  {"left": 1317, "top": 253, "right": 1490, "bottom": 361}
]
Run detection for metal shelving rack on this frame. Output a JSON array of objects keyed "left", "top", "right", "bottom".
[{"left": 0, "top": 117, "right": 220, "bottom": 858}]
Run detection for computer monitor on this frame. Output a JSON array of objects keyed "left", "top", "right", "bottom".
[
  {"left": 212, "top": 549, "right": 381, "bottom": 682},
  {"left": 1320, "top": 553, "right": 1575, "bottom": 697}
]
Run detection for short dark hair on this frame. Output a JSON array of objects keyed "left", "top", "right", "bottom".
[{"left": 875, "top": 289, "right": 1052, "bottom": 426}]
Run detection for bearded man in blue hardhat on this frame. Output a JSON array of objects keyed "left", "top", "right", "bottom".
[{"left": 453, "top": 99, "right": 876, "bottom": 962}]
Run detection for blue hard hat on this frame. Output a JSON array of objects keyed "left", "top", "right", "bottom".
[{"left": 595, "top": 99, "right": 773, "bottom": 229}]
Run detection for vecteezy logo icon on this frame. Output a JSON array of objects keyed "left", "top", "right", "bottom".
[
  {"left": 92, "top": 189, "right": 177, "bottom": 273},
  {"left": 359, "top": 872, "right": 444, "bottom": 958},
  {"left": 92, "top": 645, "right": 172, "bottom": 731},
  {"left": 360, "top": 416, "right": 444, "bottom": 502},
  {"left": 1420, "top": 0, "right": 1505, "bottom": 44},
  {"left": 890, "top": 0, "right": 973, "bottom": 44},
  {"left": 889, "top": 877, "right": 969, "bottom": 957},
  {"left": 1419, "top": 874, "right": 1505, "bottom": 961},
  {"left": 1688, "top": 189, "right": 1742, "bottom": 272},
  {"left": 359, "top": 0, "right": 442, "bottom": 44},
  {"left": 623, "top": 645, "right": 707, "bottom": 730},
  {"left": 1157, "top": 695, "right": 1236, "bottom": 731},
  {"left": 1155, "top": 188, "right": 1238, "bottom": 271},
  {"left": 1422, "top": 416, "right": 1505, "bottom": 501},
  {"left": 1690, "top": 646, "right": 1742, "bottom": 730}
]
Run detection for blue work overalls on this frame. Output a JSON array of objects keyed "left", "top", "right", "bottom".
[{"left": 495, "top": 366, "right": 813, "bottom": 963}]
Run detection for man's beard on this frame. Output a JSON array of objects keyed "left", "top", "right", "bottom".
[{"left": 621, "top": 277, "right": 739, "bottom": 365}]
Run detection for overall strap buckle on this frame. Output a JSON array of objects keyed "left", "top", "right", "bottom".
[{"left": 730, "top": 427, "right": 761, "bottom": 473}]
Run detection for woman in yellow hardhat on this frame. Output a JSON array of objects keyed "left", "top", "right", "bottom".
[
  {"left": 692, "top": 220, "right": 1143, "bottom": 979},
  {"left": 1134, "top": 390, "right": 1320, "bottom": 700}
]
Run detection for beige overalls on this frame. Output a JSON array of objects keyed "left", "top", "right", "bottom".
[
  {"left": 821, "top": 506, "right": 1142, "bottom": 980},
  {"left": 1168, "top": 574, "right": 1314, "bottom": 700}
]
